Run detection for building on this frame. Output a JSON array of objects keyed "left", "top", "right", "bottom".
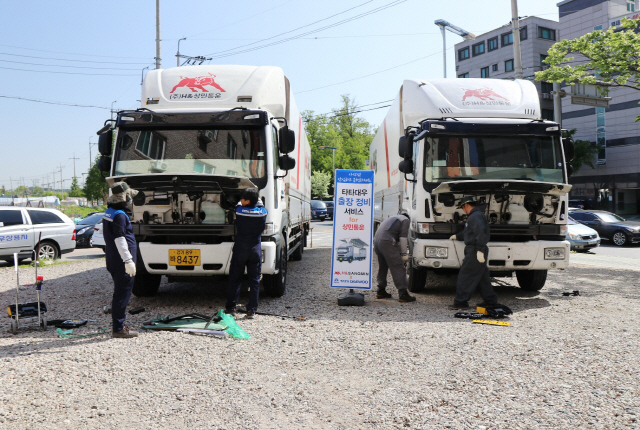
[
  {"left": 454, "top": 16, "right": 560, "bottom": 121},
  {"left": 558, "top": 0, "right": 640, "bottom": 215}
]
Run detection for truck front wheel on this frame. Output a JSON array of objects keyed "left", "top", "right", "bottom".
[
  {"left": 407, "top": 264, "right": 427, "bottom": 293},
  {"left": 132, "top": 261, "right": 161, "bottom": 297},
  {"left": 263, "top": 241, "right": 287, "bottom": 297},
  {"left": 515, "top": 270, "right": 547, "bottom": 291}
]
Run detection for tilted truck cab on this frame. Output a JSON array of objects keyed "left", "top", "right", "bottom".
[
  {"left": 369, "top": 78, "right": 574, "bottom": 292},
  {"left": 96, "top": 65, "right": 311, "bottom": 298}
]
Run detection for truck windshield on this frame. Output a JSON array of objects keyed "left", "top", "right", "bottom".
[
  {"left": 423, "top": 135, "right": 564, "bottom": 184},
  {"left": 114, "top": 128, "right": 267, "bottom": 187}
]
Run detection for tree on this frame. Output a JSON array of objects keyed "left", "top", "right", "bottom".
[
  {"left": 1, "top": 185, "right": 5, "bottom": 196},
  {"left": 563, "top": 129, "right": 601, "bottom": 175},
  {"left": 69, "top": 177, "right": 84, "bottom": 197},
  {"left": 83, "top": 157, "right": 109, "bottom": 203},
  {"left": 310, "top": 171, "right": 331, "bottom": 200},
  {"left": 536, "top": 17, "right": 640, "bottom": 120}
]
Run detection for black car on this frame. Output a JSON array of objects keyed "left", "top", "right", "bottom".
[
  {"left": 75, "top": 212, "right": 105, "bottom": 247},
  {"left": 569, "top": 210, "right": 640, "bottom": 246},
  {"left": 324, "top": 201, "right": 334, "bottom": 220},
  {"left": 311, "top": 200, "right": 327, "bottom": 221}
]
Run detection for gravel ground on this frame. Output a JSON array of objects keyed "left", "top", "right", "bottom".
[{"left": 1, "top": 248, "right": 639, "bottom": 429}]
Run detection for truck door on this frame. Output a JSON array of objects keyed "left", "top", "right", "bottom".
[{"left": 0, "top": 209, "right": 34, "bottom": 260}]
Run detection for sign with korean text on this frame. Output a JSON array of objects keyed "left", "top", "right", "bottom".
[{"left": 330, "top": 170, "right": 374, "bottom": 290}]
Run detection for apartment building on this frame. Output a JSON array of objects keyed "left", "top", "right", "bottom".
[{"left": 454, "top": 16, "right": 560, "bottom": 120}]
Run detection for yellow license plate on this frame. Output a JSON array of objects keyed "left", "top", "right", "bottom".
[{"left": 169, "top": 249, "right": 201, "bottom": 266}]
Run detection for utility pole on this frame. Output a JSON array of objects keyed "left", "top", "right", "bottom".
[
  {"left": 511, "top": 0, "right": 523, "bottom": 79},
  {"left": 58, "top": 164, "right": 64, "bottom": 200},
  {"left": 155, "top": 0, "right": 161, "bottom": 69},
  {"left": 89, "top": 138, "right": 97, "bottom": 169},
  {"left": 69, "top": 153, "right": 80, "bottom": 181}
]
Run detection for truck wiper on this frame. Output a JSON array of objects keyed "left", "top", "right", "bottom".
[{"left": 435, "top": 177, "right": 476, "bottom": 180}]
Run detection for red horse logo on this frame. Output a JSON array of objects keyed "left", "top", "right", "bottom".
[
  {"left": 462, "top": 87, "right": 508, "bottom": 101},
  {"left": 170, "top": 73, "right": 226, "bottom": 93}
]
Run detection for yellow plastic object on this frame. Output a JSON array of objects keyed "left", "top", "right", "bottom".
[
  {"left": 472, "top": 319, "right": 511, "bottom": 326},
  {"left": 476, "top": 306, "right": 488, "bottom": 315}
]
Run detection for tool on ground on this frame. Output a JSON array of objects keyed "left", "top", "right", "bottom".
[
  {"left": 103, "top": 305, "right": 112, "bottom": 314},
  {"left": 128, "top": 307, "right": 146, "bottom": 315},
  {"left": 454, "top": 312, "right": 485, "bottom": 319},
  {"left": 562, "top": 290, "right": 580, "bottom": 296},
  {"left": 8, "top": 243, "right": 47, "bottom": 334},
  {"left": 236, "top": 309, "right": 306, "bottom": 321},
  {"left": 176, "top": 328, "right": 229, "bottom": 338},
  {"left": 142, "top": 310, "right": 250, "bottom": 339},
  {"left": 472, "top": 319, "right": 511, "bottom": 327},
  {"left": 476, "top": 304, "right": 513, "bottom": 319}
]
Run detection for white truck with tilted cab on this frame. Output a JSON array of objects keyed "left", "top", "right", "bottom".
[
  {"left": 369, "top": 79, "right": 574, "bottom": 292},
  {"left": 96, "top": 65, "right": 311, "bottom": 297}
]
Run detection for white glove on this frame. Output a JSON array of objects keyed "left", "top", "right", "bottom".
[
  {"left": 114, "top": 237, "right": 133, "bottom": 262},
  {"left": 477, "top": 251, "right": 485, "bottom": 264},
  {"left": 124, "top": 260, "right": 136, "bottom": 277},
  {"left": 401, "top": 254, "right": 410, "bottom": 263},
  {"left": 449, "top": 234, "right": 457, "bottom": 241}
]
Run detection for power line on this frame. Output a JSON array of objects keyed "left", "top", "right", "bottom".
[
  {"left": 0, "top": 58, "right": 148, "bottom": 71},
  {"left": 0, "top": 65, "right": 138, "bottom": 76},
  {"left": 0, "top": 51, "right": 152, "bottom": 65},
  {"left": 0, "top": 44, "right": 152, "bottom": 60},
  {"left": 0, "top": 95, "right": 109, "bottom": 110},
  {"left": 191, "top": 32, "right": 440, "bottom": 41}
]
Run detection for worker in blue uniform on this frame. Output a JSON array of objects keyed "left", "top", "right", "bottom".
[
  {"left": 103, "top": 182, "right": 139, "bottom": 338},
  {"left": 449, "top": 196, "right": 499, "bottom": 310},
  {"left": 225, "top": 188, "right": 268, "bottom": 319}
]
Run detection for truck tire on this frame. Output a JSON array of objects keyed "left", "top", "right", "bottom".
[
  {"left": 516, "top": 270, "right": 547, "bottom": 291},
  {"left": 263, "top": 241, "right": 287, "bottom": 297},
  {"left": 132, "top": 261, "right": 162, "bottom": 297},
  {"left": 407, "top": 265, "right": 427, "bottom": 293}
]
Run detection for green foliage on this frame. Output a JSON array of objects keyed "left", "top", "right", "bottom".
[
  {"left": 83, "top": 157, "right": 109, "bottom": 203},
  {"left": 535, "top": 17, "right": 640, "bottom": 120},
  {"left": 563, "top": 129, "right": 600, "bottom": 175},
  {"left": 69, "top": 177, "right": 84, "bottom": 197},
  {"left": 311, "top": 171, "right": 332, "bottom": 199},
  {"left": 59, "top": 205, "right": 106, "bottom": 218},
  {"left": 0, "top": 186, "right": 5, "bottom": 195}
]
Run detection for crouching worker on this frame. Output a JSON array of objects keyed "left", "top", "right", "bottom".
[
  {"left": 103, "top": 182, "right": 139, "bottom": 338},
  {"left": 449, "top": 196, "right": 499, "bottom": 310},
  {"left": 226, "top": 188, "right": 268, "bottom": 319},
  {"left": 373, "top": 211, "right": 416, "bottom": 302}
]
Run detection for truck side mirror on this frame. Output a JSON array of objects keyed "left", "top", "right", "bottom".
[
  {"left": 279, "top": 155, "right": 296, "bottom": 171},
  {"left": 279, "top": 126, "right": 296, "bottom": 154},
  {"left": 398, "top": 159, "right": 413, "bottom": 174},
  {"left": 562, "top": 137, "right": 575, "bottom": 162},
  {"left": 98, "top": 130, "right": 113, "bottom": 156},
  {"left": 398, "top": 134, "right": 413, "bottom": 159},
  {"left": 97, "top": 156, "right": 111, "bottom": 174}
]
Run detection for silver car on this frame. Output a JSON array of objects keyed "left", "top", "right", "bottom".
[{"left": 0, "top": 207, "right": 76, "bottom": 263}]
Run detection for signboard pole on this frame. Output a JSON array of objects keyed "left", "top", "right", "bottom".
[{"left": 330, "top": 169, "right": 375, "bottom": 306}]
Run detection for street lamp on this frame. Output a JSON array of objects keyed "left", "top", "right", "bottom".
[
  {"left": 177, "top": 37, "right": 187, "bottom": 67},
  {"left": 141, "top": 66, "right": 150, "bottom": 85},
  {"left": 110, "top": 100, "right": 117, "bottom": 121},
  {"left": 434, "top": 19, "right": 476, "bottom": 78},
  {"left": 318, "top": 146, "right": 337, "bottom": 179}
]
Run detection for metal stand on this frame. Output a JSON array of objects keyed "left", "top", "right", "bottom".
[
  {"left": 8, "top": 251, "right": 47, "bottom": 334},
  {"left": 337, "top": 289, "right": 365, "bottom": 306}
]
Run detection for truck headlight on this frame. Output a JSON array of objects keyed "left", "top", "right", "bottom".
[
  {"left": 263, "top": 223, "right": 276, "bottom": 235},
  {"left": 417, "top": 223, "right": 430, "bottom": 234},
  {"left": 544, "top": 248, "right": 566, "bottom": 260},
  {"left": 560, "top": 225, "right": 567, "bottom": 236},
  {"left": 425, "top": 246, "right": 447, "bottom": 258}
]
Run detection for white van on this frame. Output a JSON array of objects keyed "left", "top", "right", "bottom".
[{"left": 0, "top": 207, "right": 76, "bottom": 263}]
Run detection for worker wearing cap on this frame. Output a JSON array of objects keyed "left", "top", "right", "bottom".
[
  {"left": 449, "top": 196, "right": 498, "bottom": 310},
  {"left": 103, "top": 182, "right": 139, "bottom": 338},
  {"left": 373, "top": 212, "right": 416, "bottom": 302}
]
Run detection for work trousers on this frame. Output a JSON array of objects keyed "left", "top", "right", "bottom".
[
  {"left": 374, "top": 239, "right": 407, "bottom": 291},
  {"left": 454, "top": 246, "right": 498, "bottom": 306},
  {"left": 226, "top": 245, "right": 262, "bottom": 312},
  {"left": 109, "top": 267, "right": 135, "bottom": 332}
]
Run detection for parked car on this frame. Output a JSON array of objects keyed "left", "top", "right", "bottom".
[
  {"left": 311, "top": 200, "right": 327, "bottom": 221},
  {"left": 75, "top": 212, "right": 105, "bottom": 248},
  {"left": 566, "top": 216, "right": 600, "bottom": 252},
  {"left": 324, "top": 201, "right": 334, "bottom": 220},
  {"left": 569, "top": 210, "right": 640, "bottom": 246},
  {"left": 0, "top": 207, "right": 76, "bottom": 263},
  {"left": 92, "top": 222, "right": 105, "bottom": 252}
]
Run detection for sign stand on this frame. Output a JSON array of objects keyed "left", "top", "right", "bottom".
[{"left": 330, "top": 170, "right": 374, "bottom": 307}]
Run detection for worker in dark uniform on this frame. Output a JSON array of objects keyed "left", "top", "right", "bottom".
[
  {"left": 103, "top": 182, "right": 139, "bottom": 338},
  {"left": 373, "top": 211, "right": 416, "bottom": 302},
  {"left": 225, "top": 188, "right": 268, "bottom": 319},
  {"left": 449, "top": 196, "right": 499, "bottom": 310}
]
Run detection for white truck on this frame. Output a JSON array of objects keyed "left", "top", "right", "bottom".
[
  {"left": 369, "top": 79, "right": 574, "bottom": 292},
  {"left": 336, "top": 239, "right": 367, "bottom": 263},
  {"left": 96, "top": 65, "right": 311, "bottom": 297}
]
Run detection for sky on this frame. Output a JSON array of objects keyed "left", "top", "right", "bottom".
[{"left": 0, "top": 0, "right": 563, "bottom": 192}]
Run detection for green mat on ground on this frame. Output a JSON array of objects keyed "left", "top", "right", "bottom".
[{"left": 142, "top": 310, "right": 250, "bottom": 340}]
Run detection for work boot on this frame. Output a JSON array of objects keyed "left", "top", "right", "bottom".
[
  {"left": 112, "top": 326, "right": 138, "bottom": 338},
  {"left": 225, "top": 307, "right": 236, "bottom": 316},
  {"left": 246, "top": 310, "right": 256, "bottom": 319},
  {"left": 376, "top": 289, "right": 392, "bottom": 299},
  {"left": 398, "top": 290, "right": 416, "bottom": 302}
]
